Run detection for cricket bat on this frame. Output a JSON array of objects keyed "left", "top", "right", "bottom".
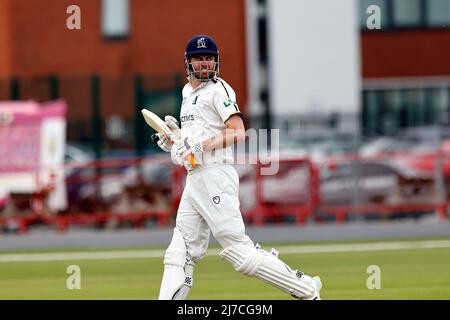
[{"left": 141, "top": 109, "right": 196, "bottom": 167}]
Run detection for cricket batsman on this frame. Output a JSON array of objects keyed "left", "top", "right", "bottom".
[{"left": 153, "top": 34, "right": 322, "bottom": 300}]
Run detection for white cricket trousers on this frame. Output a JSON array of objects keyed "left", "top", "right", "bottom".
[{"left": 176, "top": 164, "right": 254, "bottom": 262}]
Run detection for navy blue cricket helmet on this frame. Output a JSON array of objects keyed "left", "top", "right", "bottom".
[{"left": 184, "top": 35, "right": 220, "bottom": 81}]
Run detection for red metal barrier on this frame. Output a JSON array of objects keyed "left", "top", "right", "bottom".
[
  {"left": 243, "top": 158, "right": 318, "bottom": 225},
  {"left": 314, "top": 152, "right": 450, "bottom": 222},
  {"left": 1, "top": 152, "right": 448, "bottom": 233},
  {"left": 0, "top": 155, "right": 179, "bottom": 233}
]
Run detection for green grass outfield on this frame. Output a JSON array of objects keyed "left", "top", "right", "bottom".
[{"left": 0, "top": 237, "right": 449, "bottom": 300}]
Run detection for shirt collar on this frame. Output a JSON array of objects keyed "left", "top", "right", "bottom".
[{"left": 188, "top": 78, "right": 213, "bottom": 92}]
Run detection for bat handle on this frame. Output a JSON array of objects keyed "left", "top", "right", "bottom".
[{"left": 151, "top": 133, "right": 160, "bottom": 144}]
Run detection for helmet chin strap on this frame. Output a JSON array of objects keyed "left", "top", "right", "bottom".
[{"left": 192, "top": 72, "right": 216, "bottom": 82}]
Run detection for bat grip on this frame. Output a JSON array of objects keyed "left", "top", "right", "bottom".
[{"left": 151, "top": 133, "right": 160, "bottom": 144}]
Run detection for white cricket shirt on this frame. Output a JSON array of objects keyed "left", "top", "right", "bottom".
[{"left": 179, "top": 77, "right": 242, "bottom": 166}]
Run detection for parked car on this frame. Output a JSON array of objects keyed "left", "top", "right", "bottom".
[
  {"left": 319, "top": 159, "right": 436, "bottom": 206},
  {"left": 63, "top": 144, "right": 175, "bottom": 214},
  {"left": 359, "top": 126, "right": 450, "bottom": 157},
  {"left": 278, "top": 135, "right": 360, "bottom": 162},
  {"left": 237, "top": 161, "right": 311, "bottom": 212},
  {"left": 359, "top": 126, "right": 450, "bottom": 186},
  {"left": 237, "top": 155, "right": 437, "bottom": 217}
]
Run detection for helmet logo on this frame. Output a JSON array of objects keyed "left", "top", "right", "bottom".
[{"left": 197, "top": 37, "right": 207, "bottom": 49}]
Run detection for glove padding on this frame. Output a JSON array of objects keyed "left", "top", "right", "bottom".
[
  {"left": 165, "top": 115, "right": 180, "bottom": 137},
  {"left": 153, "top": 115, "right": 181, "bottom": 152},
  {"left": 170, "top": 138, "right": 184, "bottom": 166},
  {"left": 170, "top": 137, "right": 203, "bottom": 171},
  {"left": 155, "top": 133, "right": 171, "bottom": 152},
  {"left": 178, "top": 137, "right": 204, "bottom": 160}
]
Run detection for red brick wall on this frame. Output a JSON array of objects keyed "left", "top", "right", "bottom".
[
  {"left": 0, "top": 0, "right": 10, "bottom": 76},
  {"left": 4, "top": 0, "right": 247, "bottom": 111},
  {"left": 361, "top": 29, "right": 450, "bottom": 78}
]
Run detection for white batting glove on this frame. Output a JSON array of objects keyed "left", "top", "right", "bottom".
[
  {"left": 176, "top": 137, "right": 203, "bottom": 161},
  {"left": 170, "top": 137, "right": 203, "bottom": 171},
  {"left": 152, "top": 116, "right": 181, "bottom": 152},
  {"left": 165, "top": 115, "right": 181, "bottom": 141},
  {"left": 153, "top": 133, "right": 172, "bottom": 152},
  {"left": 170, "top": 138, "right": 184, "bottom": 166},
  {"left": 178, "top": 137, "right": 203, "bottom": 171}
]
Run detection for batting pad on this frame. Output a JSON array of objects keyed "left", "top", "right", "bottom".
[
  {"left": 219, "top": 244, "right": 315, "bottom": 299},
  {"left": 159, "top": 227, "right": 192, "bottom": 300}
]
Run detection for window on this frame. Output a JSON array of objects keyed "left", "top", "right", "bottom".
[
  {"left": 382, "top": 90, "right": 402, "bottom": 132},
  {"left": 360, "top": 0, "right": 450, "bottom": 30},
  {"left": 362, "top": 87, "right": 450, "bottom": 136},
  {"left": 362, "top": 90, "right": 382, "bottom": 136},
  {"left": 427, "top": 0, "right": 450, "bottom": 26},
  {"left": 392, "top": 0, "right": 422, "bottom": 27},
  {"left": 401, "top": 89, "right": 424, "bottom": 126},
  {"left": 101, "top": 0, "right": 130, "bottom": 39}
]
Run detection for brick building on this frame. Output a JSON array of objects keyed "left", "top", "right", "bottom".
[
  {"left": 360, "top": 0, "right": 450, "bottom": 135},
  {"left": 0, "top": 0, "right": 248, "bottom": 151},
  {"left": 1, "top": 0, "right": 450, "bottom": 147}
]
